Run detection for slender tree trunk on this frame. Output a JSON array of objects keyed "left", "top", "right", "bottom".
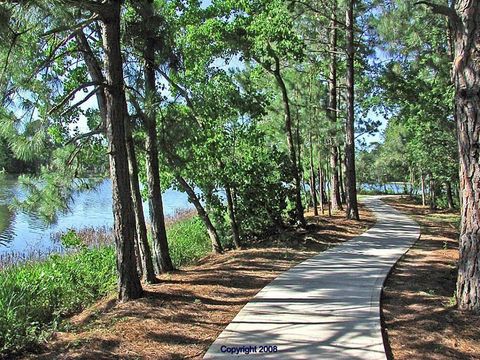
[
  {"left": 421, "top": 172, "right": 426, "bottom": 206},
  {"left": 446, "top": 181, "right": 454, "bottom": 209},
  {"left": 273, "top": 66, "right": 307, "bottom": 227},
  {"left": 225, "top": 185, "right": 241, "bottom": 249},
  {"left": 338, "top": 148, "right": 346, "bottom": 205},
  {"left": 143, "top": 28, "right": 174, "bottom": 273},
  {"left": 100, "top": 4, "right": 142, "bottom": 301},
  {"left": 345, "top": 0, "right": 359, "bottom": 220},
  {"left": 125, "top": 116, "right": 156, "bottom": 283},
  {"left": 409, "top": 168, "right": 415, "bottom": 196},
  {"left": 176, "top": 176, "right": 223, "bottom": 253},
  {"left": 429, "top": 177, "right": 436, "bottom": 210},
  {"left": 318, "top": 159, "right": 325, "bottom": 215},
  {"left": 325, "top": 158, "right": 332, "bottom": 217},
  {"left": 309, "top": 134, "right": 318, "bottom": 216},
  {"left": 327, "top": 0, "right": 343, "bottom": 212},
  {"left": 76, "top": 28, "right": 156, "bottom": 284}
]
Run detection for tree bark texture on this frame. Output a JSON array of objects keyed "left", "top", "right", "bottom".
[
  {"left": 100, "top": 2, "right": 142, "bottom": 301},
  {"left": 344, "top": 0, "right": 360, "bottom": 220},
  {"left": 451, "top": 0, "right": 480, "bottom": 312}
]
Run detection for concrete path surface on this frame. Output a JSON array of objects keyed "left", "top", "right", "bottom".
[{"left": 203, "top": 197, "right": 420, "bottom": 359}]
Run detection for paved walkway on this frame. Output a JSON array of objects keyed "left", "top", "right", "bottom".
[{"left": 203, "top": 197, "right": 420, "bottom": 359}]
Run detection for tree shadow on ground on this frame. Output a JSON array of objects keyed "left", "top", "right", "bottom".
[{"left": 381, "top": 197, "right": 480, "bottom": 360}]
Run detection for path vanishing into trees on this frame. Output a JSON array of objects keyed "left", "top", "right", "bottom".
[{"left": 204, "top": 197, "right": 420, "bottom": 359}]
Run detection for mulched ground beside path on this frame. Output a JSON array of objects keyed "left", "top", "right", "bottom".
[
  {"left": 381, "top": 197, "right": 480, "bottom": 360},
  {"left": 20, "top": 206, "right": 374, "bottom": 360}
]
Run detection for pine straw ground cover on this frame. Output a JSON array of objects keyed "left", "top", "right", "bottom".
[
  {"left": 19, "top": 206, "right": 374, "bottom": 360},
  {"left": 381, "top": 197, "right": 480, "bottom": 360}
]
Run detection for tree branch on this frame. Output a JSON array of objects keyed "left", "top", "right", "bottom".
[
  {"left": 59, "top": 87, "right": 99, "bottom": 117},
  {"left": 415, "top": 1, "right": 461, "bottom": 25},
  {"left": 48, "top": 81, "right": 101, "bottom": 115},
  {"left": 41, "top": 15, "right": 99, "bottom": 37},
  {"left": 65, "top": 126, "right": 104, "bottom": 145}
]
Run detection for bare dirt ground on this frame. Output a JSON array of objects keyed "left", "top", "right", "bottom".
[
  {"left": 21, "top": 206, "right": 374, "bottom": 360},
  {"left": 382, "top": 197, "right": 480, "bottom": 360}
]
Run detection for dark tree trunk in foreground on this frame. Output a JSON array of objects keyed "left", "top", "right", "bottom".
[
  {"left": 345, "top": 0, "right": 359, "bottom": 220},
  {"left": 176, "top": 176, "right": 223, "bottom": 253},
  {"left": 273, "top": 63, "right": 307, "bottom": 227},
  {"left": 418, "top": 0, "right": 480, "bottom": 313},
  {"left": 327, "top": 0, "right": 343, "bottom": 212},
  {"left": 452, "top": 1, "right": 480, "bottom": 312},
  {"left": 226, "top": 185, "right": 241, "bottom": 249},
  {"left": 100, "top": 2, "right": 142, "bottom": 301},
  {"left": 143, "top": 19, "right": 174, "bottom": 273}
]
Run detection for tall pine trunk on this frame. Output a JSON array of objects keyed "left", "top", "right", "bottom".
[
  {"left": 418, "top": 0, "right": 480, "bottom": 313},
  {"left": 125, "top": 115, "right": 156, "bottom": 283},
  {"left": 143, "top": 18, "right": 174, "bottom": 273},
  {"left": 76, "top": 29, "right": 156, "bottom": 284},
  {"left": 100, "top": 3, "right": 142, "bottom": 301},
  {"left": 344, "top": 0, "right": 360, "bottom": 220},
  {"left": 327, "top": 0, "right": 343, "bottom": 212},
  {"left": 273, "top": 66, "right": 307, "bottom": 227},
  {"left": 452, "top": 0, "right": 480, "bottom": 312}
]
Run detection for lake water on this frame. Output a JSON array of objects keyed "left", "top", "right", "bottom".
[{"left": 0, "top": 177, "right": 193, "bottom": 254}]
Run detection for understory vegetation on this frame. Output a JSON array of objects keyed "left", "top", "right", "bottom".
[{"left": 0, "top": 215, "right": 209, "bottom": 357}]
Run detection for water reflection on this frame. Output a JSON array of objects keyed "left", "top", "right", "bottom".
[
  {"left": 0, "top": 176, "right": 193, "bottom": 255},
  {"left": 0, "top": 205, "right": 15, "bottom": 247}
]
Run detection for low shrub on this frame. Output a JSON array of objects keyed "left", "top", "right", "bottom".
[
  {"left": 0, "top": 246, "right": 116, "bottom": 356},
  {"left": 167, "top": 216, "right": 211, "bottom": 267}
]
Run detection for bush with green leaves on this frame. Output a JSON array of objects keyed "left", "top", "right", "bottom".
[
  {"left": 166, "top": 216, "right": 211, "bottom": 267},
  {"left": 0, "top": 246, "right": 116, "bottom": 356}
]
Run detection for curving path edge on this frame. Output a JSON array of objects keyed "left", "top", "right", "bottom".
[{"left": 203, "top": 196, "right": 420, "bottom": 360}]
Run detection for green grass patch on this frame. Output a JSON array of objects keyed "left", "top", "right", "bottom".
[
  {"left": 167, "top": 216, "right": 211, "bottom": 267},
  {"left": 0, "top": 246, "right": 116, "bottom": 356},
  {"left": 0, "top": 215, "right": 211, "bottom": 357}
]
